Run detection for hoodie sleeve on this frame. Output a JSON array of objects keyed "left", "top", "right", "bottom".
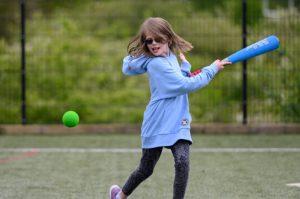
[
  {"left": 122, "top": 55, "right": 150, "bottom": 76},
  {"left": 180, "top": 60, "right": 191, "bottom": 77},
  {"left": 147, "top": 57, "right": 219, "bottom": 98}
]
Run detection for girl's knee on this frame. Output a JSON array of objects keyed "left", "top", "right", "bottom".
[
  {"left": 174, "top": 156, "right": 189, "bottom": 171},
  {"left": 137, "top": 166, "right": 154, "bottom": 178}
]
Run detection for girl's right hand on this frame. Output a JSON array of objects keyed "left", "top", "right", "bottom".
[
  {"left": 213, "top": 59, "right": 232, "bottom": 71},
  {"left": 179, "top": 52, "right": 188, "bottom": 62}
]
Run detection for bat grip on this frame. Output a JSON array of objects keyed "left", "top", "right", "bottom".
[{"left": 222, "top": 58, "right": 229, "bottom": 62}]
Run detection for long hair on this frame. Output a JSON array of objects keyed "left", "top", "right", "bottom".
[{"left": 127, "top": 17, "right": 193, "bottom": 57}]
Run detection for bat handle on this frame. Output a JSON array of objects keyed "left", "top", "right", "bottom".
[
  {"left": 222, "top": 58, "right": 229, "bottom": 62},
  {"left": 222, "top": 57, "right": 236, "bottom": 64}
]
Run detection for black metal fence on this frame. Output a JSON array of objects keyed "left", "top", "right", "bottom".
[{"left": 0, "top": 0, "right": 299, "bottom": 124}]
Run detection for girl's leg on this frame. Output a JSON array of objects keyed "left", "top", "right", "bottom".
[
  {"left": 171, "top": 140, "right": 190, "bottom": 199},
  {"left": 121, "top": 147, "right": 163, "bottom": 197}
]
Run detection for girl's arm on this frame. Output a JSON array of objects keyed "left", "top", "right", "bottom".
[
  {"left": 148, "top": 57, "right": 230, "bottom": 98},
  {"left": 180, "top": 60, "right": 191, "bottom": 77},
  {"left": 122, "top": 55, "right": 150, "bottom": 76},
  {"left": 179, "top": 53, "right": 191, "bottom": 76}
]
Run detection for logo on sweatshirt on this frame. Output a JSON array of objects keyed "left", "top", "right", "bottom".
[{"left": 181, "top": 119, "right": 189, "bottom": 126}]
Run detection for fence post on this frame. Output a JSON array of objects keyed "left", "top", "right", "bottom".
[
  {"left": 242, "top": 0, "right": 247, "bottom": 125},
  {"left": 20, "top": 0, "right": 26, "bottom": 124}
]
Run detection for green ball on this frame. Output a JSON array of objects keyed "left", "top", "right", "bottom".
[{"left": 62, "top": 111, "right": 79, "bottom": 127}]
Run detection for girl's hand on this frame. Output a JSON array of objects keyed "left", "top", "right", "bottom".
[
  {"left": 179, "top": 52, "right": 188, "bottom": 62},
  {"left": 213, "top": 59, "right": 232, "bottom": 70}
]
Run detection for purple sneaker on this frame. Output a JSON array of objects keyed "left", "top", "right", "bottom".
[{"left": 109, "top": 185, "right": 121, "bottom": 199}]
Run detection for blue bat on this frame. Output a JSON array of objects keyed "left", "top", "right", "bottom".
[{"left": 223, "top": 35, "right": 280, "bottom": 64}]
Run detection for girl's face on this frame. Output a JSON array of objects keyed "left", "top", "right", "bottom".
[{"left": 144, "top": 36, "right": 169, "bottom": 57}]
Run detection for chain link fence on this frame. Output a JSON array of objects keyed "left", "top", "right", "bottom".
[{"left": 0, "top": 0, "right": 299, "bottom": 124}]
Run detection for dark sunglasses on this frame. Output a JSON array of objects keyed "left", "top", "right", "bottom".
[{"left": 144, "top": 37, "right": 165, "bottom": 45}]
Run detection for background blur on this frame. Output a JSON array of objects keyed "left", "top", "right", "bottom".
[{"left": 0, "top": 0, "right": 299, "bottom": 125}]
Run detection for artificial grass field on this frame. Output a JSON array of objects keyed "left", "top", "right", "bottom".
[{"left": 0, "top": 134, "right": 299, "bottom": 198}]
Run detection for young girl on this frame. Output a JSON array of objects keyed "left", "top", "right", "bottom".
[{"left": 109, "top": 17, "right": 231, "bottom": 199}]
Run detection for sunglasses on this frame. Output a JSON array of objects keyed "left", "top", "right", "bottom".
[{"left": 144, "top": 37, "right": 165, "bottom": 45}]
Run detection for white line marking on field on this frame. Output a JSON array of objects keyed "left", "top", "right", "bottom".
[
  {"left": 192, "top": 148, "right": 300, "bottom": 153},
  {"left": 286, "top": 183, "right": 300, "bottom": 188},
  {"left": 0, "top": 148, "right": 300, "bottom": 153}
]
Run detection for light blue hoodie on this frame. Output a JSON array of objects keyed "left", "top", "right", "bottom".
[{"left": 122, "top": 52, "right": 219, "bottom": 148}]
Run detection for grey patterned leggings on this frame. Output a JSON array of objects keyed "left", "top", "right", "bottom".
[{"left": 122, "top": 140, "right": 190, "bottom": 199}]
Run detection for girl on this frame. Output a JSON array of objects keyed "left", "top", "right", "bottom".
[{"left": 109, "top": 17, "right": 231, "bottom": 199}]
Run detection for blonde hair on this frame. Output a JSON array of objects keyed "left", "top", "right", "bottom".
[{"left": 127, "top": 17, "right": 193, "bottom": 57}]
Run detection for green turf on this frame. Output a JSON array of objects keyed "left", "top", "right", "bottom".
[
  {"left": 1, "top": 134, "right": 300, "bottom": 148},
  {"left": 0, "top": 135, "right": 299, "bottom": 198}
]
